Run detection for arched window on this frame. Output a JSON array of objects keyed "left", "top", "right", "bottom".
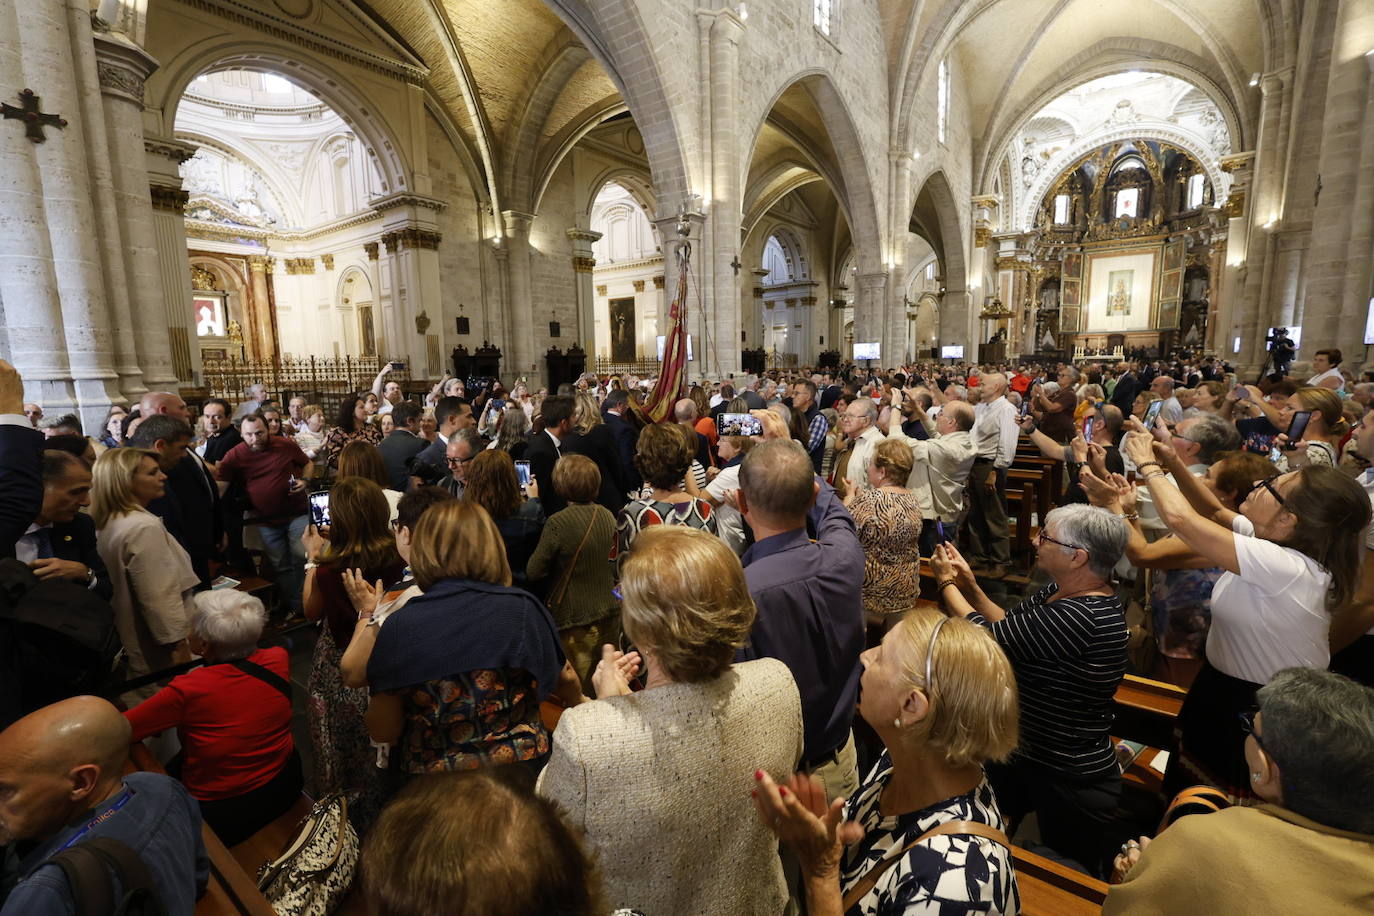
[
  {"left": 1053, "top": 194, "right": 1071, "bottom": 225},
  {"left": 813, "top": 0, "right": 833, "bottom": 35},
  {"left": 762, "top": 236, "right": 790, "bottom": 284},
  {"left": 937, "top": 59, "right": 950, "bottom": 144},
  {"left": 1186, "top": 173, "right": 1206, "bottom": 210}
]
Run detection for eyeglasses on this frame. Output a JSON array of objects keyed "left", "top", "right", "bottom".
[
  {"left": 1256, "top": 475, "right": 1289, "bottom": 509},
  {"left": 1036, "top": 529, "right": 1085, "bottom": 552},
  {"left": 1238, "top": 708, "right": 1266, "bottom": 751},
  {"left": 445, "top": 455, "right": 473, "bottom": 468}
]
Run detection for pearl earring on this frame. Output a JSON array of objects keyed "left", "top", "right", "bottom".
[{"left": 893, "top": 717, "right": 902, "bottom": 729}]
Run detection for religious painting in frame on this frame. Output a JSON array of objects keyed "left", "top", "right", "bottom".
[
  {"left": 1163, "top": 240, "right": 1185, "bottom": 274},
  {"left": 1061, "top": 279, "right": 1081, "bottom": 308},
  {"left": 1063, "top": 252, "right": 1083, "bottom": 280},
  {"left": 1106, "top": 270, "right": 1133, "bottom": 316},
  {"left": 1084, "top": 249, "right": 1157, "bottom": 332},
  {"left": 609, "top": 297, "right": 637, "bottom": 361}
]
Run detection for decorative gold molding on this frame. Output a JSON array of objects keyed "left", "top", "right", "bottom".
[
  {"left": 994, "top": 256, "right": 1020, "bottom": 271},
  {"left": 653, "top": 275, "right": 665, "bottom": 289},
  {"left": 149, "top": 185, "right": 189, "bottom": 214},
  {"left": 321, "top": 253, "right": 335, "bottom": 270},
  {"left": 247, "top": 255, "right": 274, "bottom": 272},
  {"left": 190, "top": 264, "right": 217, "bottom": 290},
  {"left": 633, "top": 280, "right": 645, "bottom": 292},
  {"left": 572, "top": 256, "right": 596, "bottom": 273},
  {"left": 974, "top": 226, "right": 991, "bottom": 248},
  {"left": 380, "top": 228, "right": 441, "bottom": 251},
  {"left": 364, "top": 242, "right": 379, "bottom": 260},
  {"left": 1222, "top": 190, "right": 1246, "bottom": 218},
  {"left": 596, "top": 284, "right": 607, "bottom": 296},
  {"left": 284, "top": 257, "right": 315, "bottom": 275}
]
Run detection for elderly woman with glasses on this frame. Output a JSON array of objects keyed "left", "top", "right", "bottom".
[
  {"left": 753, "top": 607, "right": 1020, "bottom": 915},
  {"left": 1104, "top": 668, "right": 1374, "bottom": 915},
  {"left": 931, "top": 504, "right": 1130, "bottom": 877},
  {"left": 1121, "top": 424, "right": 1370, "bottom": 804}
]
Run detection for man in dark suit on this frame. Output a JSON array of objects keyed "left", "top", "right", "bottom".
[
  {"left": 412, "top": 397, "right": 474, "bottom": 486},
  {"left": 379, "top": 400, "right": 427, "bottom": 490},
  {"left": 15, "top": 450, "right": 111, "bottom": 600},
  {"left": 0, "top": 360, "right": 48, "bottom": 559},
  {"left": 601, "top": 389, "right": 641, "bottom": 494},
  {"left": 131, "top": 415, "right": 218, "bottom": 589},
  {"left": 1109, "top": 361, "right": 1140, "bottom": 416},
  {"left": 526, "top": 395, "right": 575, "bottom": 516}
]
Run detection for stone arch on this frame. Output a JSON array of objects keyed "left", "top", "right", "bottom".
[
  {"left": 580, "top": 167, "right": 659, "bottom": 229},
  {"left": 541, "top": 0, "right": 694, "bottom": 215},
  {"left": 759, "top": 224, "right": 810, "bottom": 282},
  {"left": 745, "top": 70, "right": 886, "bottom": 273},
  {"left": 147, "top": 41, "right": 413, "bottom": 197},
  {"left": 910, "top": 170, "right": 969, "bottom": 347},
  {"left": 1019, "top": 126, "right": 1230, "bottom": 231},
  {"left": 977, "top": 47, "right": 1244, "bottom": 197},
  {"left": 502, "top": 28, "right": 594, "bottom": 213},
  {"left": 337, "top": 266, "right": 375, "bottom": 357}
]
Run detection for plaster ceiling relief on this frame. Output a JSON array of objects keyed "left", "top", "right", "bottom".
[{"left": 1005, "top": 70, "right": 1235, "bottom": 229}]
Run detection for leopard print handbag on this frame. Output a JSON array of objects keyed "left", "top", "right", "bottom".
[{"left": 257, "top": 793, "right": 359, "bottom": 916}]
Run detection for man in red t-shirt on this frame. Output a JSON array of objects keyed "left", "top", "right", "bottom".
[{"left": 216, "top": 415, "right": 310, "bottom": 615}]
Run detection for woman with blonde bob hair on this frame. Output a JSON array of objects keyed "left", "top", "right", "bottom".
[
  {"left": 539, "top": 526, "right": 804, "bottom": 916},
  {"left": 1273, "top": 385, "right": 1348, "bottom": 469},
  {"left": 92, "top": 447, "right": 199, "bottom": 701},
  {"left": 366, "top": 500, "right": 566, "bottom": 777},
  {"left": 755, "top": 607, "right": 1021, "bottom": 915}
]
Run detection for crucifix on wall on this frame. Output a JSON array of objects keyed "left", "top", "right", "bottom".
[
  {"left": 2, "top": 89, "right": 67, "bottom": 143},
  {"left": 730, "top": 255, "right": 742, "bottom": 276}
]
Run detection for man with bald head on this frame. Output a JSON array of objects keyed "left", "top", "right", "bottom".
[
  {"left": 673, "top": 397, "right": 713, "bottom": 475},
  {"left": 137, "top": 391, "right": 188, "bottom": 422},
  {"left": 966, "top": 372, "right": 1018, "bottom": 575},
  {"left": 885, "top": 388, "right": 978, "bottom": 556},
  {"left": 736, "top": 418, "right": 865, "bottom": 801},
  {"left": 0, "top": 697, "right": 207, "bottom": 914}
]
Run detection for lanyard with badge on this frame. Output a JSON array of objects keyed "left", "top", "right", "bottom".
[{"left": 52, "top": 788, "right": 135, "bottom": 854}]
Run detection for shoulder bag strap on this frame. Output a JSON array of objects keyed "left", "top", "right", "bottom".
[
  {"left": 229, "top": 658, "right": 292, "bottom": 700},
  {"left": 840, "top": 819, "right": 1010, "bottom": 913},
  {"left": 49, "top": 844, "right": 114, "bottom": 916},
  {"left": 548, "top": 511, "right": 598, "bottom": 610},
  {"left": 83, "top": 837, "right": 168, "bottom": 916}
]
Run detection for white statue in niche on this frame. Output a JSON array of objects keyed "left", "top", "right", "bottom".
[{"left": 1021, "top": 156, "right": 1039, "bottom": 188}]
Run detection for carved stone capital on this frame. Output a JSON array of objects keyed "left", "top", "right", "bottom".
[
  {"left": 572, "top": 256, "right": 596, "bottom": 273},
  {"left": 633, "top": 279, "right": 646, "bottom": 292},
  {"left": 321, "top": 253, "right": 335, "bottom": 270},
  {"left": 596, "top": 284, "right": 608, "bottom": 296},
  {"left": 369, "top": 191, "right": 447, "bottom": 214},
  {"left": 247, "top": 255, "right": 274, "bottom": 272},
  {"left": 144, "top": 137, "right": 198, "bottom": 166},
  {"left": 974, "top": 226, "right": 991, "bottom": 248},
  {"left": 149, "top": 184, "right": 189, "bottom": 214},
  {"left": 566, "top": 228, "right": 603, "bottom": 243},
  {"left": 382, "top": 228, "right": 441, "bottom": 251},
  {"left": 653, "top": 275, "right": 665, "bottom": 289},
  {"left": 92, "top": 34, "right": 157, "bottom": 106},
  {"left": 284, "top": 257, "right": 316, "bottom": 275},
  {"left": 364, "top": 242, "right": 379, "bottom": 260},
  {"left": 753, "top": 287, "right": 765, "bottom": 299}
]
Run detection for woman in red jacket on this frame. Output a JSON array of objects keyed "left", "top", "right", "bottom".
[{"left": 124, "top": 590, "right": 300, "bottom": 846}]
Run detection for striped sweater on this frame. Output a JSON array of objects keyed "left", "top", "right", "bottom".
[{"left": 970, "top": 582, "right": 1128, "bottom": 778}]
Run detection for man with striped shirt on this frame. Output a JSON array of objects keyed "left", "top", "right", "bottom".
[{"left": 931, "top": 503, "right": 1130, "bottom": 878}]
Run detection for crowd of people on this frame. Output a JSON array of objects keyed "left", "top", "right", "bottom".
[{"left": 1, "top": 347, "right": 1372, "bottom": 915}]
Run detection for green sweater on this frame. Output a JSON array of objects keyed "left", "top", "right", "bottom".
[{"left": 527, "top": 503, "right": 619, "bottom": 629}]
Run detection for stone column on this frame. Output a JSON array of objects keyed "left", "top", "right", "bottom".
[
  {"left": 364, "top": 241, "right": 383, "bottom": 353},
  {"left": 3, "top": 0, "right": 130, "bottom": 427},
  {"left": 703, "top": 9, "right": 745, "bottom": 378},
  {"left": 567, "top": 228, "right": 602, "bottom": 351},
  {"left": 246, "top": 256, "right": 277, "bottom": 360},
  {"left": 855, "top": 272, "right": 888, "bottom": 359},
  {"left": 92, "top": 29, "right": 181, "bottom": 391},
  {"left": 653, "top": 211, "right": 706, "bottom": 361},
  {"left": 1303, "top": 3, "right": 1374, "bottom": 367},
  {"left": 502, "top": 210, "right": 538, "bottom": 381},
  {"left": 1237, "top": 71, "right": 1293, "bottom": 373},
  {"left": 145, "top": 134, "right": 200, "bottom": 383},
  {"left": 373, "top": 193, "right": 445, "bottom": 374}
]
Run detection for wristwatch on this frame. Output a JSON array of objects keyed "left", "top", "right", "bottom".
[{"left": 303, "top": 561, "right": 319, "bottom": 571}]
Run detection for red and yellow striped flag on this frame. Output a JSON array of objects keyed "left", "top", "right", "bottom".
[{"left": 644, "top": 246, "right": 690, "bottom": 423}]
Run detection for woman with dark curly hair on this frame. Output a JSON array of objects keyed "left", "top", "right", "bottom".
[
  {"left": 320, "top": 392, "right": 383, "bottom": 470},
  {"left": 612, "top": 423, "right": 717, "bottom": 576}
]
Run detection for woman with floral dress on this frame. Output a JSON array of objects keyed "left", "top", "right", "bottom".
[{"left": 613, "top": 423, "right": 717, "bottom": 576}]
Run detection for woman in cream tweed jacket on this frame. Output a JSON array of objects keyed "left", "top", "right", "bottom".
[{"left": 538, "top": 526, "right": 803, "bottom": 916}]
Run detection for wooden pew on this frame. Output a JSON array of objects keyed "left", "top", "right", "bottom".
[
  {"left": 1013, "top": 846, "right": 1109, "bottom": 915},
  {"left": 1004, "top": 479, "right": 1037, "bottom": 560},
  {"left": 1113, "top": 674, "right": 1186, "bottom": 753}
]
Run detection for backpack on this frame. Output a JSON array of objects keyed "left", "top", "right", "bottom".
[
  {"left": 47, "top": 836, "right": 167, "bottom": 916},
  {"left": 0, "top": 558, "right": 121, "bottom": 717}
]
